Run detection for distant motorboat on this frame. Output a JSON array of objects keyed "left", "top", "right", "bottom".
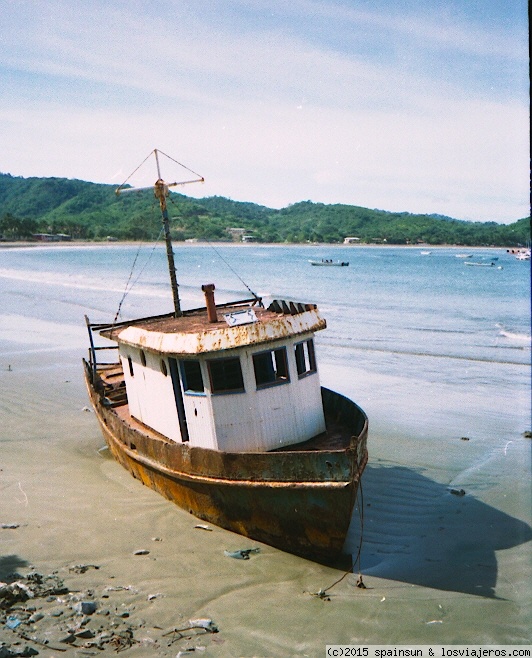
[
  {"left": 309, "top": 259, "right": 349, "bottom": 267},
  {"left": 420, "top": 250, "right": 432, "bottom": 255},
  {"left": 464, "top": 261, "right": 496, "bottom": 267},
  {"left": 455, "top": 253, "right": 473, "bottom": 258}
]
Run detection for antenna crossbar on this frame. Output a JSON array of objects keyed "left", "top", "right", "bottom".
[{"left": 114, "top": 149, "right": 204, "bottom": 317}]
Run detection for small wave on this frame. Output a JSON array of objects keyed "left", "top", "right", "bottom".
[
  {"left": 499, "top": 330, "right": 531, "bottom": 342},
  {"left": 0, "top": 267, "right": 168, "bottom": 299},
  {"left": 323, "top": 341, "right": 530, "bottom": 366}
]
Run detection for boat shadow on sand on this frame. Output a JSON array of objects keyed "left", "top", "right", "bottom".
[
  {"left": 0, "top": 555, "right": 30, "bottom": 583},
  {"left": 344, "top": 464, "right": 532, "bottom": 598}
]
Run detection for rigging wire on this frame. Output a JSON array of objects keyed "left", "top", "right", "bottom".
[
  {"left": 156, "top": 148, "right": 204, "bottom": 181},
  {"left": 116, "top": 149, "right": 204, "bottom": 194},
  {"left": 113, "top": 221, "right": 164, "bottom": 324},
  {"left": 167, "top": 194, "right": 263, "bottom": 305},
  {"left": 115, "top": 150, "right": 156, "bottom": 193}
]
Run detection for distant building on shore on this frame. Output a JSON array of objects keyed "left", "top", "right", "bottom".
[
  {"left": 32, "top": 233, "right": 72, "bottom": 242},
  {"left": 343, "top": 237, "right": 360, "bottom": 244}
]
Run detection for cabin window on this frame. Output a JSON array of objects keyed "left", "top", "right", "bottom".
[
  {"left": 140, "top": 350, "right": 147, "bottom": 367},
  {"left": 181, "top": 360, "right": 204, "bottom": 393},
  {"left": 160, "top": 359, "right": 168, "bottom": 377},
  {"left": 127, "top": 356, "right": 134, "bottom": 377},
  {"left": 253, "top": 347, "right": 289, "bottom": 388},
  {"left": 207, "top": 357, "right": 245, "bottom": 393},
  {"left": 295, "top": 339, "right": 316, "bottom": 377}
]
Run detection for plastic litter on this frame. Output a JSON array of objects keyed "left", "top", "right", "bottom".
[
  {"left": 223, "top": 548, "right": 260, "bottom": 560},
  {"left": 188, "top": 619, "right": 218, "bottom": 633},
  {"left": 5, "top": 615, "right": 22, "bottom": 629},
  {"left": 449, "top": 488, "right": 466, "bottom": 496}
]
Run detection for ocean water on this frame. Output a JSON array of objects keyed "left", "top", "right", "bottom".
[{"left": 1, "top": 242, "right": 531, "bottom": 647}]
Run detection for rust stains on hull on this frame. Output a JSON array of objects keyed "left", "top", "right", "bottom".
[{"left": 84, "top": 361, "right": 368, "bottom": 563}]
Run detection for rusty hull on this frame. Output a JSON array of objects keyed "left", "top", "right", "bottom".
[{"left": 83, "top": 360, "right": 368, "bottom": 563}]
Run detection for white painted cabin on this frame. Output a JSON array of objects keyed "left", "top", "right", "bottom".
[{"left": 103, "top": 290, "right": 327, "bottom": 453}]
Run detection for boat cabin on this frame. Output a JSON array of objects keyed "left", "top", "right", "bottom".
[{"left": 100, "top": 286, "right": 327, "bottom": 452}]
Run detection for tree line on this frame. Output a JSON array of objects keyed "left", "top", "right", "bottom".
[{"left": 0, "top": 172, "right": 529, "bottom": 246}]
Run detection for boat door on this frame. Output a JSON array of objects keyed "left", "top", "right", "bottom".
[{"left": 168, "top": 358, "right": 189, "bottom": 442}]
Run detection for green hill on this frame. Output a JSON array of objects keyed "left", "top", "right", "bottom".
[{"left": 0, "top": 172, "right": 529, "bottom": 246}]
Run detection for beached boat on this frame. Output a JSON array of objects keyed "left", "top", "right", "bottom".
[
  {"left": 83, "top": 151, "right": 368, "bottom": 563},
  {"left": 309, "top": 259, "right": 349, "bottom": 267}
]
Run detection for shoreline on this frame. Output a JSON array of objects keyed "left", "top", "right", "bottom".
[{"left": 0, "top": 240, "right": 510, "bottom": 250}]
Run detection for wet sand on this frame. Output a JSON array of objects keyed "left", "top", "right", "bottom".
[{"left": 1, "top": 325, "right": 531, "bottom": 654}]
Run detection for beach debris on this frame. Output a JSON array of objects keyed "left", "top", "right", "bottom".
[
  {"left": 0, "top": 524, "right": 20, "bottom": 530},
  {"left": 27, "top": 612, "right": 44, "bottom": 623},
  {"left": 312, "top": 589, "right": 331, "bottom": 601},
  {"left": 152, "top": 536, "right": 163, "bottom": 541},
  {"left": 105, "top": 584, "right": 138, "bottom": 593},
  {"left": 194, "top": 524, "right": 213, "bottom": 531},
  {"left": 133, "top": 549, "right": 150, "bottom": 555},
  {"left": 460, "top": 436, "right": 470, "bottom": 441},
  {"left": 68, "top": 564, "right": 100, "bottom": 574},
  {"left": 449, "top": 488, "right": 466, "bottom": 497},
  {"left": 73, "top": 600, "right": 97, "bottom": 615},
  {"left": 163, "top": 618, "right": 219, "bottom": 644},
  {"left": 0, "top": 569, "right": 153, "bottom": 655},
  {"left": 523, "top": 431, "right": 532, "bottom": 439},
  {"left": 356, "top": 575, "right": 366, "bottom": 589},
  {"left": 380, "top": 597, "right": 386, "bottom": 602},
  {"left": 5, "top": 615, "right": 22, "bottom": 630},
  {"left": 188, "top": 619, "right": 218, "bottom": 633},
  {"left": 223, "top": 548, "right": 260, "bottom": 560},
  {"left": 425, "top": 620, "right": 443, "bottom": 625},
  {"left": 0, "top": 581, "right": 34, "bottom": 607},
  {"left": 0, "top": 645, "right": 39, "bottom": 657},
  {"left": 81, "top": 406, "right": 92, "bottom": 412}
]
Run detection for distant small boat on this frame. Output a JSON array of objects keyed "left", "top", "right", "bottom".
[
  {"left": 420, "top": 250, "right": 432, "bottom": 256},
  {"left": 455, "top": 253, "right": 472, "bottom": 258},
  {"left": 309, "top": 259, "right": 349, "bottom": 267},
  {"left": 464, "top": 261, "right": 496, "bottom": 267}
]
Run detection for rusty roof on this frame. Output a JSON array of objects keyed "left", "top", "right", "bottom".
[{"left": 100, "top": 299, "right": 326, "bottom": 356}]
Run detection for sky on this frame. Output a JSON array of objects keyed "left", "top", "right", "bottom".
[{"left": 1, "top": 0, "right": 529, "bottom": 223}]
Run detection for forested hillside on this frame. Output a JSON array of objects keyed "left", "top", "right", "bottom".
[{"left": 0, "top": 172, "right": 529, "bottom": 246}]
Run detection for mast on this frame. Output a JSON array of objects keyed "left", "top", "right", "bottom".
[
  {"left": 153, "top": 149, "right": 181, "bottom": 316},
  {"left": 116, "top": 149, "right": 204, "bottom": 319}
]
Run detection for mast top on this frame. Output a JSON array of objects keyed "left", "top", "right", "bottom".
[{"left": 115, "top": 149, "right": 204, "bottom": 317}]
